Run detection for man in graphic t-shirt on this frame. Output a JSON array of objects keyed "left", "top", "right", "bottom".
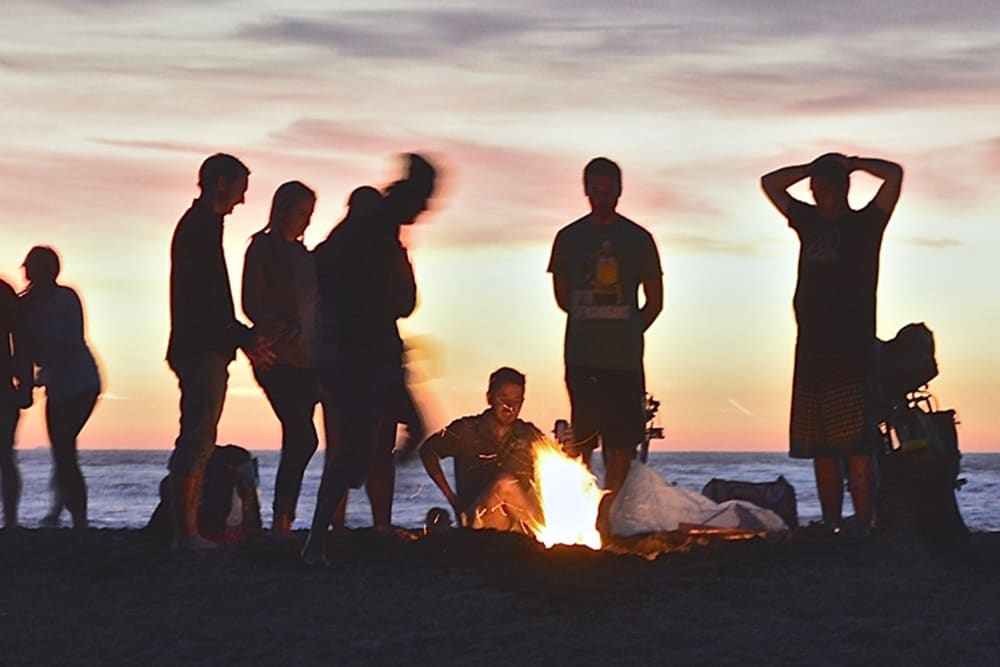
[{"left": 547, "top": 157, "right": 663, "bottom": 532}]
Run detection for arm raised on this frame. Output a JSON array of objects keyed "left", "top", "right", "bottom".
[
  {"left": 760, "top": 163, "right": 811, "bottom": 217},
  {"left": 849, "top": 157, "right": 904, "bottom": 216}
]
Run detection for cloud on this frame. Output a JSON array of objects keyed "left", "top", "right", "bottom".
[
  {"left": 88, "top": 138, "right": 214, "bottom": 156},
  {"left": 896, "top": 237, "right": 964, "bottom": 249},
  {"left": 661, "top": 233, "right": 767, "bottom": 256},
  {"left": 237, "top": 9, "right": 536, "bottom": 59}
]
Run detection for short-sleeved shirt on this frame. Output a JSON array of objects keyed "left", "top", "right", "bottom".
[
  {"left": 427, "top": 411, "right": 543, "bottom": 514},
  {"left": 19, "top": 286, "right": 101, "bottom": 402},
  {"left": 788, "top": 200, "right": 888, "bottom": 351},
  {"left": 548, "top": 213, "right": 662, "bottom": 371}
]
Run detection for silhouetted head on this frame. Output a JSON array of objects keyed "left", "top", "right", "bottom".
[
  {"left": 583, "top": 157, "right": 622, "bottom": 220},
  {"left": 23, "top": 246, "right": 60, "bottom": 287},
  {"left": 198, "top": 153, "right": 250, "bottom": 216},
  {"left": 385, "top": 153, "right": 437, "bottom": 225},
  {"left": 264, "top": 180, "right": 316, "bottom": 241},
  {"left": 346, "top": 185, "right": 382, "bottom": 218},
  {"left": 809, "top": 153, "right": 850, "bottom": 218},
  {"left": 487, "top": 366, "right": 526, "bottom": 428}
]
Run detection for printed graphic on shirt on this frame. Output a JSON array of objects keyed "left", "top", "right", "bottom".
[
  {"left": 572, "top": 240, "right": 629, "bottom": 320},
  {"left": 803, "top": 228, "right": 841, "bottom": 264}
]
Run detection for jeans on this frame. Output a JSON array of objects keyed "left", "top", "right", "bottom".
[
  {"left": 255, "top": 364, "right": 319, "bottom": 518},
  {"left": 46, "top": 388, "right": 99, "bottom": 525},
  {"left": 168, "top": 353, "right": 229, "bottom": 478}
]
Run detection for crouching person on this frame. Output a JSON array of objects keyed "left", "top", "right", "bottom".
[{"left": 420, "top": 367, "right": 543, "bottom": 533}]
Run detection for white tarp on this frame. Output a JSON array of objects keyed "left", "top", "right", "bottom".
[{"left": 609, "top": 462, "right": 788, "bottom": 536}]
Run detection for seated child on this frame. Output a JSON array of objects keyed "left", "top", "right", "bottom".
[{"left": 419, "top": 367, "right": 544, "bottom": 533}]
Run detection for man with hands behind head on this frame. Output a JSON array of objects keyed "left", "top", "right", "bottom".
[{"left": 761, "top": 152, "right": 903, "bottom": 536}]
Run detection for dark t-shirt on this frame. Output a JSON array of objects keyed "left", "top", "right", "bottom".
[
  {"left": 547, "top": 214, "right": 662, "bottom": 371},
  {"left": 428, "top": 411, "right": 543, "bottom": 514},
  {"left": 789, "top": 199, "right": 888, "bottom": 350}
]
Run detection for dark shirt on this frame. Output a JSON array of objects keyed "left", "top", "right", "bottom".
[
  {"left": 0, "top": 279, "right": 18, "bottom": 405},
  {"left": 547, "top": 213, "right": 662, "bottom": 371},
  {"left": 428, "top": 410, "right": 543, "bottom": 514},
  {"left": 789, "top": 199, "right": 888, "bottom": 350},
  {"left": 314, "top": 208, "right": 416, "bottom": 367},
  {"left": 241, "top": 233, "right": 318, "bottom": 367},
  {"left": 167, "top": 198, "right": 252, "bottom": 364}
]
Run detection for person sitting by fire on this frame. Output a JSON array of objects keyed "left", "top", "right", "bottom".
[{"left": 419, "top": 367, "right": 544, "bottom": 533}]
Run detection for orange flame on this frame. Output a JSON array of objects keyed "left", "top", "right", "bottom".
[{"left": 527, "top": 438, "right": 606, "bottom": 550}]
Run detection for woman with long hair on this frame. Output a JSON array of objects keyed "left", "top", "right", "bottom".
[
  {"left": 19, "top": 246, "right": 101, "bottom": 530},
  {"left": 241, "top": 180, "right": 319, "bottom": 538}
]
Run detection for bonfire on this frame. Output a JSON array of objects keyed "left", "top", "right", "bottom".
[{"left": 526, "top": 438, "right": 606, "bottom": 550}]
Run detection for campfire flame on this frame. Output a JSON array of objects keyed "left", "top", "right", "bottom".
[{"left": 527, "top": 438, "right": 606, "bottom": 550}]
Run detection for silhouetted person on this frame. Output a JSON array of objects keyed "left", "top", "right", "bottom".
[
  {"left": 18, "top": 246, "right": 101, "bottom": 530},
  {"left": 241, "top": 180, "right": 319, "bottom": 539},
  {"left": 321, "top": 185, "right": 427, "bottom": 534},
  {"left": 420, "top": 367, "right": 543, "bottom": 533},
  {"left": 548, "top": 157, "right": 663, "bottom": 535},
  {"left": 761, "top": 152, "right": 903, "bottom": 535},
  {"left": 167, "top": 153, "right": 274, "bottom": 551},
  {"left": 0, "top": 277, "right": 31, "bottom": 529},
  {"left": 303, "top": 155, "right": 436, "bottom": 564}
]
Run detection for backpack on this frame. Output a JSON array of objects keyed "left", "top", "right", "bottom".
[
  {"left": 701, "top": 476, "right": 799, "bottom": 530},
  {"left": 146, "top": 444, "right": 263, "bottom": 543},
  {"left": 879, "top": 322, "right": 938, "bottom": 398},
  {"left": 877, "top": 399, "right": 967, "bottom": 541}
]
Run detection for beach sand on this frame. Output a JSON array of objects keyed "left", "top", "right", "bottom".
[{"left": 1, "top": 528, "right": 998, "bottom": 665}]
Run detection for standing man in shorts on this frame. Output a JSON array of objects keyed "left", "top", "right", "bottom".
[{"left": 548, "top": 157, "right": 663, "bottom": 532}]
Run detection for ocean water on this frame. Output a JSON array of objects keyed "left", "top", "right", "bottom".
[{"left": 10, "top": 449, "right": 1000, "bottom": 532}]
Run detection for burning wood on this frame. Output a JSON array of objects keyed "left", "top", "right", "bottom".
[{"left": 526, "top": 439, "right": 606, "bottom": 550}]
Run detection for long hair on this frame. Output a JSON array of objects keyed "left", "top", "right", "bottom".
[
  {"left": 252, "top": 180, "right": 316, "bottom": 241},
  {"left": 20, "top": 245, "right": 61, "bottom": 308}
]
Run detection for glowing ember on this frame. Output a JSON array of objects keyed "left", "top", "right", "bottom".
[{"left": 527, "top": 439, "right": 606, "bottom": 550}]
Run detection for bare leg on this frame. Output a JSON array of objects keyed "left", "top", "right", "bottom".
[
  {"left": 597, "top": 447, "right": 633, "bottom": 535},
  {"left": 814, "top": 456, "right": 845, "bottom": 531},
  {"left": 0, "top": 408, "right": 20, "bottom": 529},
  {"left": 473, "top": 475, "right": 540, "bottom": 533},
  {"left": 366, "top": 417, "right": 398, "bottom": 531},
  {"left": 845, "top": 453, "right": 875, "bottom": 535}
]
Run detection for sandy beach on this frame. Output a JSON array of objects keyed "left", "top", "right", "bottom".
[{"left": 2, "top": 527, "right": 998, "bottom": 665}]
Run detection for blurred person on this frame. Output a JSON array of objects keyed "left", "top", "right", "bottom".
[
  {"left": 303, "top": 155, "right": 436, "bottom": 564},
  {"left": 420, "top": 367, "right": 543, "bottom": 532},
  {"left": 242, "top": 180, "right": 319, "bottom": 538},
  {"left": 0, "top": 277, "right": 31, "bottom": 529},
  {"left": 547, "top": 157, "right": 663, "bottom": 535},
  {"left": 761, "top": 152, "right": 903, "bottom": 535},
  {"left": 166, "top": 153, "right": 274, "bottom": 551},
  {"left": 18, "top": 246, "right": 101, "bottom": 530}
]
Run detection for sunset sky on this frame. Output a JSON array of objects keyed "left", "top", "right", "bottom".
[{"left": 2, "top": 1, "right": 998, "bottom": 453}]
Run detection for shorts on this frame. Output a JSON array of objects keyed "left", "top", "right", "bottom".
[{"left": 565, "top": 365, "right": 646, "bottom": 452}]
